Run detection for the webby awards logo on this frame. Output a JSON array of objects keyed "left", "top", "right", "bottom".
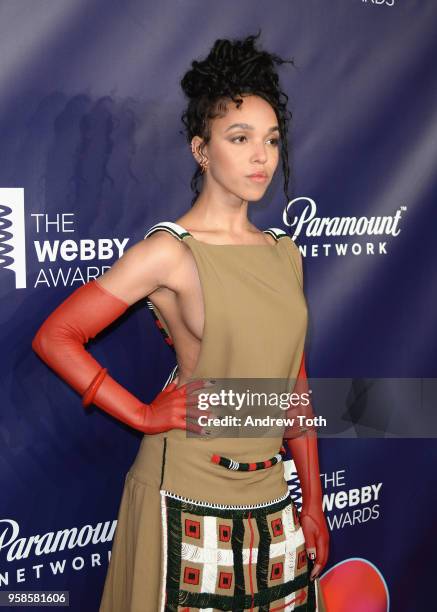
[
  {"left": 0, "top": 188, "right": 27, "bottom": 289},
  {"left": 0, "top": 187, "right": 130, "bottom": 290}
]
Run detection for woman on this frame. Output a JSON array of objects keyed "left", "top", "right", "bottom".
[{"left": 32, "top": 32, "right": 329, "bottom": 611}]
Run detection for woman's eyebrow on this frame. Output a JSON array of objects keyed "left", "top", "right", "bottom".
[{"left": 225, "top": 123, "right": 280, "bottom": 133}]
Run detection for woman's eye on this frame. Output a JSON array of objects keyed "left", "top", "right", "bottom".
[
  {"left": 230, "top": 135, "right": 280, "bottom": 146},
  {"left": 231, "top": 135, "right": 247, "bottom": 143}
]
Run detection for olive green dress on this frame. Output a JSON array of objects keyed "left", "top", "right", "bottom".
[{"left": 99, "top": 221, "right": 326, "bottom": 611}]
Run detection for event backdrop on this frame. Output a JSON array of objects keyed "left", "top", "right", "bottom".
[{"left": 1, "top": 1, "right": 436, "bottom": 610}]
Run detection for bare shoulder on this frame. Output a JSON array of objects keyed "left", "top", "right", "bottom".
[{"left": 95, "top": 230, "right": 188, "bottom": 306}]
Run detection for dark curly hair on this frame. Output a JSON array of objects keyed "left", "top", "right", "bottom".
[{"left": 180, "top": 29, "right": 295, "bottom": 209}]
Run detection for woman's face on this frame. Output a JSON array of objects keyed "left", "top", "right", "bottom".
[{"left": 197, "top": 94, "right": 281, "bottom": 202}]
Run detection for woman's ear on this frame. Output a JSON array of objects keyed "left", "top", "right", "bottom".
[
  {"left": 191, "top": 136, "right": 208, "bottom": 173},
  {"left": 190, "top": 136, "right": 204, "bottom": 164}
]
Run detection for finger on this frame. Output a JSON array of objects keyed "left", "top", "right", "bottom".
[
  {"left": 185, "top": 395, "right": 216, "bottom": 412},
  {"left": 184, "top": 420, "right": 205, "bottom": 435},
  {"left": 185, "top": 407, "right": 210, "bottom": 420},
  {"left": 186, "top": 379, "right": 216, "bottom": 395},
  {"left": 315, "top": 531, "right": 328, "bottom": 567},
  {"left": 175, "top": 412, "right": 208, "bottom": 436},
  {"left": 306, "top": 546, "right": 317, "bottom": 561},
  {"left": 178, "top": 379, "right": 208, "bottom": 393},
  {"left": 310, "top": 562, "right": 322, "bottom": 580},
  {"left": 310, "top": 535, "right": 326, "bottom": 579},
  {"left": 174, "top": 395, "right": 211, "bottom": 411},
  {"left": 164, "top": 390, "right": 200, "bottom": 405},
  {"left": 184, "top": 394, "right": 211, "bottom": 407},
  {"left": 173, "top": 414, "right": 201, "bottom": 433}
]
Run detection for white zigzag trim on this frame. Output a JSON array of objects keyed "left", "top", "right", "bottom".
[
  {"left": 160, "top": 489, "right": 290, "bottom": 510},
  {"left": 159, "top": 492, "right": 168, "bottom": 612}
]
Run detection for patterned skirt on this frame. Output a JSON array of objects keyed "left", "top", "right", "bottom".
[
  {"left": 99, "top": 438, "right": 326, "bottom": 612},
  {"left": 160, "top": 489, "right": 321, "bottom": 611}
]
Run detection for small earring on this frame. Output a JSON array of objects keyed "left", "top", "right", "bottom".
[
  {"left": 200, "top": 157, "right": 208, "bottom": 174},
  {"left": 191, "top": 142, "right": 208, "bottom": 174}
]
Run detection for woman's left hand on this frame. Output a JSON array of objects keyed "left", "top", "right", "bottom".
[{"left": 299, "top": 508, "right": 330, "bottom": 580}]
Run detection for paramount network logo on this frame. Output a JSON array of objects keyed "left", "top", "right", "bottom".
[
  {"left": 283, "top": 197, "right": 406, "bottom": 256},
  {"left": 284, "top": 197, "right": 404, "bottom": 240},
  {"left": 0, "top": 188, "right": 27, "bottom": 289}
]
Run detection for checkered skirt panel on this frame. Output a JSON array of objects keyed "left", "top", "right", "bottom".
[{"left": 160, "top": 490, "right": 318, "bottom": 611}]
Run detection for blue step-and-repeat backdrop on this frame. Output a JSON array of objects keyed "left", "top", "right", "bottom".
[{"left": 1, "top": 1, "right": 436, "bottom": 610}]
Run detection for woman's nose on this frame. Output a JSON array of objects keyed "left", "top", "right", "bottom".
[{"left": 250, "top": 144, "right": 268, "bottom": 163}]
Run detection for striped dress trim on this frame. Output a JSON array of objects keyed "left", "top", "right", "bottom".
[
  {"left": 263, "top": 227, "right": 289, "bottom": 241},
  {"left": 143, "top": 220, "right": 192, "bottom": 241}
]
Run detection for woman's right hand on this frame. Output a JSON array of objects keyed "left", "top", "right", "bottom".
[{"left": 141, "top": 379, "right": 212, "bottom": 435}]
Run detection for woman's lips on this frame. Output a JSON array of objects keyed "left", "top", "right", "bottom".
[{"left": 247, "top": 174, "right": 268, "bottom": 183}]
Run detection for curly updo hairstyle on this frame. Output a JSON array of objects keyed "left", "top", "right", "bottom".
[{"left": 180, "top": 30, "right": 295, "bottom": 208}]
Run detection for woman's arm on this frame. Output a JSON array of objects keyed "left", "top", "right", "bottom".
[
  {"left": 283, "top": 240, "right": 329, "bottom": 579},
  {"left": 31, "top": 233, "right": 204, "bottom": 434},
  {"left": 284, "top": 351, "right": 329, "bottom": 580}
]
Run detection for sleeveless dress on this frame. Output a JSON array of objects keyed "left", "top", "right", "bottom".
[{"left": 99, "top": 221, "right": 326, "bottom": 612}]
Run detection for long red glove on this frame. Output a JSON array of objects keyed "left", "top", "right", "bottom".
[
  {"left": 31, "top": 279, "right": 206, "bottom": 434},
  {"left": 284, "top": 351, "right": 330, "bottom": 581}
]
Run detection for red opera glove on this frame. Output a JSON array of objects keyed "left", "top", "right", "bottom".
[
  {"left": 284, "top": 351, "right": 330, "bottom": 580},
  {"left": 31, "top": 279, "right": 207, "bottom": 434}
]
